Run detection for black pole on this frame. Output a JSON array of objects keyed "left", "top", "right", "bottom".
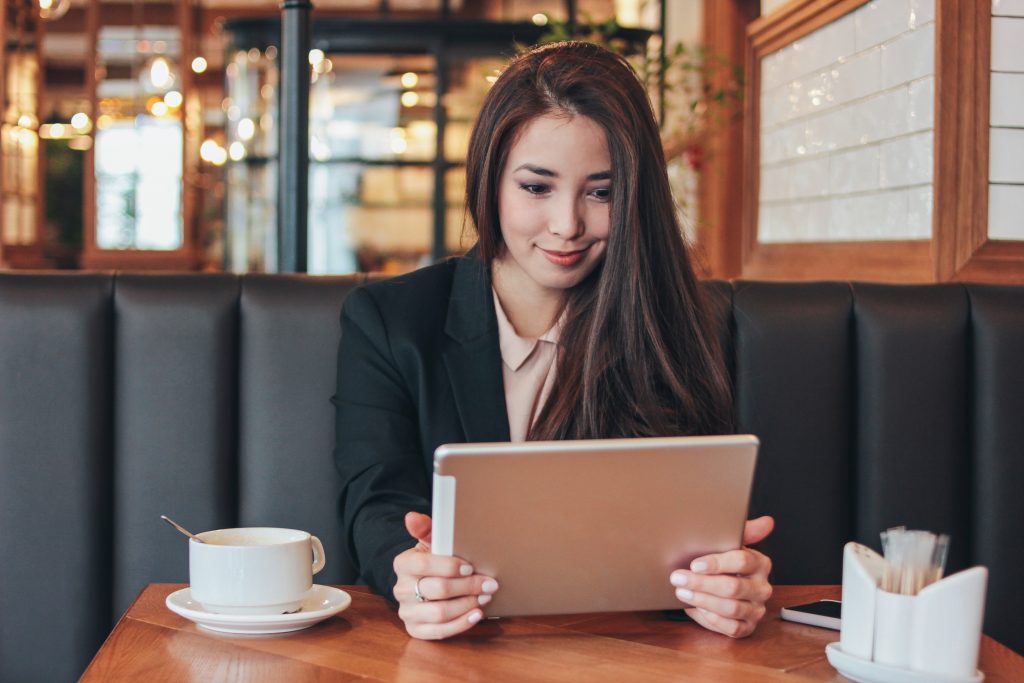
[{"left": 278, "top": 0, "right": 312, "bottom": 273}]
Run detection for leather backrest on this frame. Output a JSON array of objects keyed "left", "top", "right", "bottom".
[
  {"left": 732, "top": 281, "right": 856, "bottom": 585},
  {"left": 0, "top": 275, "right": 1021, "bottom": 683},
  {"left": 966, "top": 284, "right": 1024, "bottom": 654},
  {"left": 237, "top": 274, "right": 365, "bottom": 585},
  {"left": 111, "top": 274, "right": 243, "bottom": 616},
  {"left": 0, "top": 274, "right": 114, "bottom": 683},
  {"left": 851, "top": 284, "right": 971, "bottom": 571}
]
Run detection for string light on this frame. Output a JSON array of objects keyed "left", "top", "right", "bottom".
[
  {"left": 163, "top": 91, "right": 183, "bottom": 108},
  {"left": 229, "top": 141, "right": 246, "bottom": 161},
  {"left": 70, "top": 113, "right": 91, "bottom": 132},
  {"left": 237, "top": 118, "right": 255, "bottom": 141}
]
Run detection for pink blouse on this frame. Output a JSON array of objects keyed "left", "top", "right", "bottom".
[{"left": 492, "top": 288, "right": 562, "bottom": 442}]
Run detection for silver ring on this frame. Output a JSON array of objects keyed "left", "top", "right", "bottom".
[{"left": 414, "top": 576, "right": 429, "bottom": 602}]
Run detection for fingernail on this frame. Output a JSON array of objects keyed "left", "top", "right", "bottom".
[
  {"left": 670, "top": 572, "right": 688, "bottom": 587},
  {"left": 468, "top": 610, "right": 482, "bottom": 624},
  {"left": 676, "top": 588, "right": 694, "bottom": 601},
  {"left": 482, "top": 579, "right": 499, "bottom": 593},
  {"left": 691, "top": 560, "right": 709, "bottom": 573},
  {"left": 460, "top": 564, "right": 474, "bottom": 576},
  {"left": 478, "top": 594, "right": 492, "bottom": 606}
]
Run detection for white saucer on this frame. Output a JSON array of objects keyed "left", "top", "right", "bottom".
[
  {"left": 825, "top": 642, "right": 984, "bottom": 683},
  {"left": 166, "top": 585, "right": 351, "bottom": 634}
]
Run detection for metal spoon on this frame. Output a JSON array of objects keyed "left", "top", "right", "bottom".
[{"left": 160, "top": 515, "right": 204, "bottom": 543}]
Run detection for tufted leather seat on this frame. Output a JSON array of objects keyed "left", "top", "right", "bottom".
[{"left": 1, "top": 273, "right": 1021, "bottom": 681}]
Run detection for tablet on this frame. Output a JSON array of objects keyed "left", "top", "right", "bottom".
[{"left": 431, "top": 434, "right": 759, "bottom": 617}]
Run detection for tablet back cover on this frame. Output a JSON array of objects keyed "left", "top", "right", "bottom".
[{"left": 431, "top": 435, "right": 758, "bottom": 617}]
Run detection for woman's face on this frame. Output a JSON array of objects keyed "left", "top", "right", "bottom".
[{"left": 495, "top": 113, "right": 612, "bottom": 298}]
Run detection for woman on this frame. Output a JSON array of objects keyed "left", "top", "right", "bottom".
[{"left": 334, "top": 41, "right": 773, "bottom": 641}]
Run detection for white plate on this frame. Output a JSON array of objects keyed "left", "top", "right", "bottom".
[
  {"left": 825, "top": 642, "right": 984, "bottom": 683},
  {"left": 165, "top": 585, "right": 352, "bottom": 635}
]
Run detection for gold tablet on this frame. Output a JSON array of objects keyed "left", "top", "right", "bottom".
[{"left": 431, "top": 435, "right": 759, "bottom": 617}]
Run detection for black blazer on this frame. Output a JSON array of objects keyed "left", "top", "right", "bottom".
[{"left": 333, "top": 250, "right": 511, "bottom": 597}]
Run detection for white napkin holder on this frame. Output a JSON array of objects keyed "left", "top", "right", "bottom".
[{"left": 834, "top": 541, "right": 987, "bottom": 681}]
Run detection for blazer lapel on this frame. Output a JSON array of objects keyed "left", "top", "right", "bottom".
[{"left": 442, "top": 251, "right": 511, "bottom": 443}]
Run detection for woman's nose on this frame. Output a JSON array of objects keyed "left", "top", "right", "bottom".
[{"left": 547, "top": 196, "right": 586, "bottom": 239}]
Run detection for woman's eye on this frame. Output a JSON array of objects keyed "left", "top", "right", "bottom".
[
  {"left": 591, "top": 187, "right": 611, "bottom": 201},
  {"left": 520, "top": 183, "right": 549, "bottom": 195}
]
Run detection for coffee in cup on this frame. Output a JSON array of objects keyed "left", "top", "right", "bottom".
[{"left": 189, "top": 527, "right": 326, "bottom": 615}]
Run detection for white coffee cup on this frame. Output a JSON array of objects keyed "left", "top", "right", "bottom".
[{"left": 189, "top": 527, "right": 326, "bottom": 615}]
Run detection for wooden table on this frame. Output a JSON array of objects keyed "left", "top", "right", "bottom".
[{"left": 82, "top": 585, "right": 1023, "bottom": 682}]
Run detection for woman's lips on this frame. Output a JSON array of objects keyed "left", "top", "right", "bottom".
[{"left": 539, "top": 245, "right": 590, "bottom": 266}]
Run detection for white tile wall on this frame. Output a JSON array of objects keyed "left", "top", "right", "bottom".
[
  {"left": 989, "top": 9, "right": 1024, "bottom": 241},
  {"left": 989, "top": 185, "right": 1024, "bottom": 240},
  {"left": 828, "top": 190, "right": 908, "bottom": 240},
  {"left": 798, "top": 14, "right": 857, "bottom": 78},
  {"left": 880, "top": 23, "right": 934, "bottom": 89},
  {"left": 909, "top": 0, "right": 935, "bottom": 26},
  {"left": 758, "top": 0, "right": 935, "bottom": 243},
  {"left": 906, "top": 185, "right": 933, "bottom": 237},
  {"left": 789, "top": 156, "right": 831, "bottom": 198},
  {"left": 833, "top": 48, "right": 882, "bottom": 106},
  {"left": 830, "top": 146, "right": 880, "bottom": 195},
  {"left": 990, "top": 73, "right": 1024, "bottom": 126},
  {"left": 992, "top": 0, "right": 1024, "bottom": 18},
  {"left": 858, "top": 89, "right": 911, "bottom": 143},
  {"left": 991, "top": 17, "right": 1024, "bottom": 71},
  {"left": 879, "top": 131, "right": 933, "bottom": 188},
  {"left": 908, "top": 77, "right": 935, "bottom": 131},
  {"left": 990, "top": 129, "right": 1024, "bottom": 184},
  {"left": 855, "top": 0, "right": 914, "bottom": 52}
]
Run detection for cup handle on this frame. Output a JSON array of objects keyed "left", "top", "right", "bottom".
[{"left": 310, "top": 535, "right": 326, "bottom": 575}]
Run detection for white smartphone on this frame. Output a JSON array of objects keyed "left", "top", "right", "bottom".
[{"left": 780, "top": 599, "right": 842, "bottom": 630}]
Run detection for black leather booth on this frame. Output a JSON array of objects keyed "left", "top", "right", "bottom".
[{"left": 1, "top": 273, "right": 1021, "bottom": 682}]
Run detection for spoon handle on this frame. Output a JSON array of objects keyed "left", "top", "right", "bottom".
[{"left": 160, "top": 515, "right": 204, "bottom": 543}]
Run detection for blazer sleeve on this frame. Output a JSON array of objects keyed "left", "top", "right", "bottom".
[{"left": 333, "top": 285, "right": 431, "bottom": 600}]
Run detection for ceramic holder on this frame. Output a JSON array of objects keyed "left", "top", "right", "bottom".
[{"left": 838, "top": 541, "right": 987, "bottom": 679}]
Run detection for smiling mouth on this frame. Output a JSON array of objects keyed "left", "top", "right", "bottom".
[{"left": 538, "top": 245, "right": 592, "bottom": 266}]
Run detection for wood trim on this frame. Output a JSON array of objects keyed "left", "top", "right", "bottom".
[
  {"left": 697, "top": 0, "right": 759, "bottom": 279},
  {"left": 740, "top": 16, "right": 761, "bottom": 279},
  {"left": 78, "top": 249, "right": 200, "bottom": 271},
  {"left": 934, "top": 0, "right": 1014, "bottom": 283},
  {"left": 953, "top": 242, "right": 1024, "bottom": 285},
  {"left": 748, "top": 0, "right": 869, "bottom": 55},
  {"left": 742, "top": 241, "right": 933, "bottom": 282}
]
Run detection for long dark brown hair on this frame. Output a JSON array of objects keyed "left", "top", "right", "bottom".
[{"left": 465, "top": 41, "right": 734, "bottom": 439}]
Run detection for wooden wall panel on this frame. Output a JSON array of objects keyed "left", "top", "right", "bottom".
[
  {"left": 697, "top": 0, "right": 759, "bottom": 279},
  {"left": 737, "top": 0, "right": 1024, "bottom": 283}
]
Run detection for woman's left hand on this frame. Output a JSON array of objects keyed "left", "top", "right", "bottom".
[{"left": 670, "top": 516, "right": 775, "bottom": 638}]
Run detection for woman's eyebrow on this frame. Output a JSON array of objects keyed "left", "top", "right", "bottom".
[
  {"left": 514, "top": 163, "right": 557, "bottom": 177},
  {"left": 514, "top": 164, "right": 612, "bottom": 181}
]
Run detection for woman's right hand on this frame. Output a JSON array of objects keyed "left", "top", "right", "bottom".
[{"left": 393, "top": 511, "right": 499, "bottom": 640}]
